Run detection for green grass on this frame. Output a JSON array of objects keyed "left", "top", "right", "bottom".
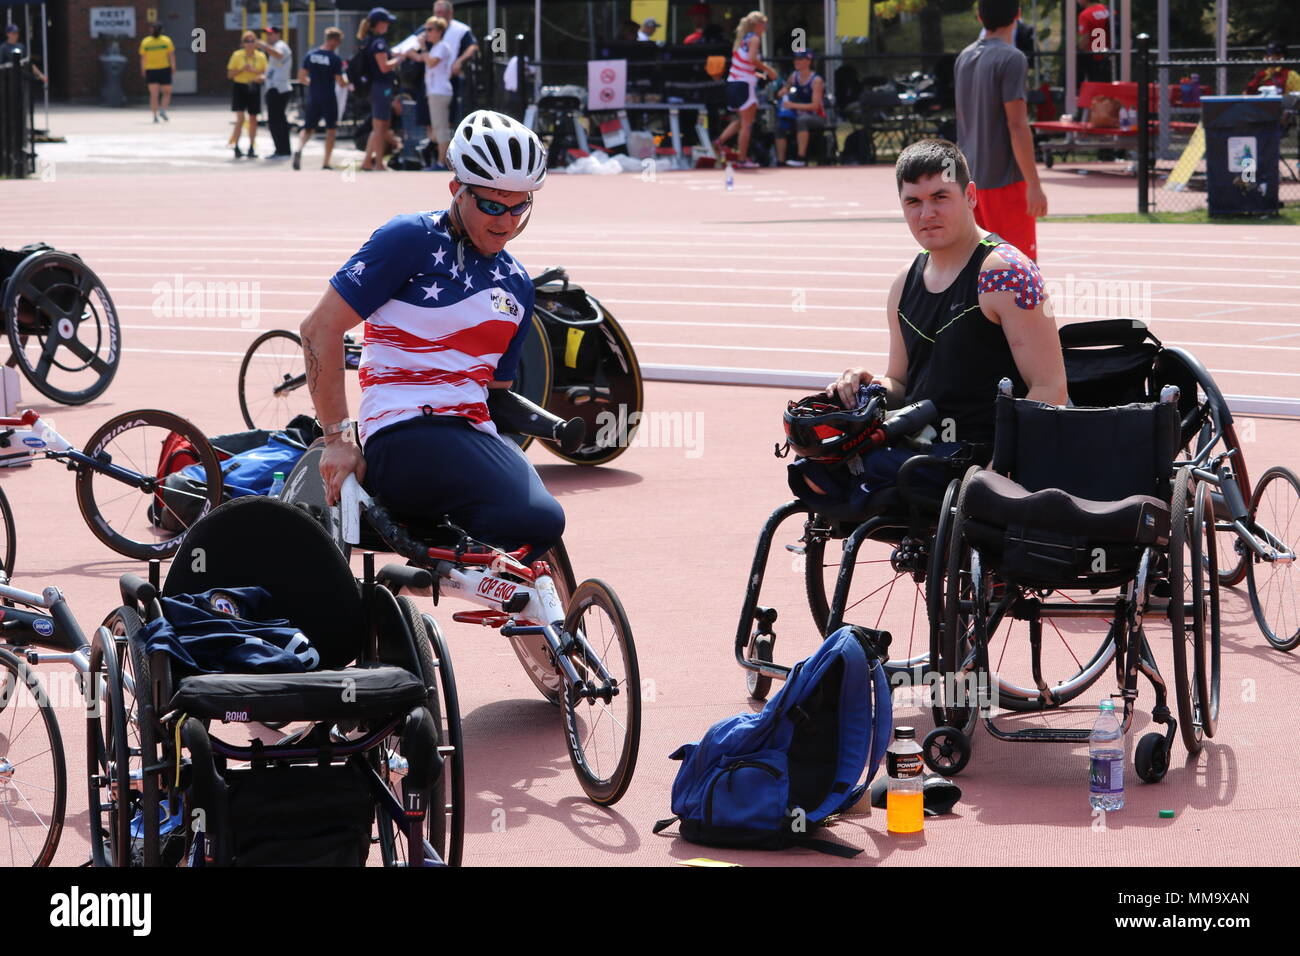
[{"left": 1045, "top": 207, "right": 1300, "bottom": 224}]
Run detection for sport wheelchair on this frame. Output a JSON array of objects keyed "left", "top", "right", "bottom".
[
  {"left": 90, "top": 495, "right": 457, "bottom": 866},
  {"left": 236, "top": 267, "right": 643, "bottom": 466},
  {"left": 924, "top": 385, "right": 1208, "bottom": 782},
  {"left": 1, "top": 243, "right": 121, "bottom": 405}
]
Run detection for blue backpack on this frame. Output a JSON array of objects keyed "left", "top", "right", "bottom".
[{"left": 654, "top": 625, "right": 894, "bottom": 856}]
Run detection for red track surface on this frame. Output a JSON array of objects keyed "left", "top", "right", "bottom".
[{"left": 2, "top": 161, "right": 1298, "bottom": 867}]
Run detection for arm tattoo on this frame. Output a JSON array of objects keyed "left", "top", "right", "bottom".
[
  {"left": 977, "top": 243, "right": 1045, "bottom": 310},
  {"left": 303, "top": 334, "right": 322, "bottom": 393}
]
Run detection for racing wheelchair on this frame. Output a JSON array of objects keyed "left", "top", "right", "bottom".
[
  {"left": 923, "top": 383, "right": 1207, "bottom": 782},
  {"left": 1, "top": 243, "right": 121, "bottom": 405},
  {"left": 85, "top": 495, "right": 458, "bottom": 866},
  {"left": 236, "top": 267, "right": 643, "bottom": 466}
]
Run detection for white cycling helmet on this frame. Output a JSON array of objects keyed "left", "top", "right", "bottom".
[{"left": 447, "top": 110, "right": 547, "bottom": 193}]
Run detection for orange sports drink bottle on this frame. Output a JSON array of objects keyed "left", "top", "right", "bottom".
[{"left": 886, "top": 727, "right": 925, "bottom": 834}]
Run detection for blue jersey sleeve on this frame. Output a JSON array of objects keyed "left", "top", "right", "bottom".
[
  {"left": 493, "top": 278, "right": 535, "bottom": 383},
  {"left": 328, "top": 214, "right": 429, "bottom": 320}
]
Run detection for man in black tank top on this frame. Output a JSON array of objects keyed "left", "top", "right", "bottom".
[{"left": 793, "top": 139, "right": 1066, "bottom": 510}]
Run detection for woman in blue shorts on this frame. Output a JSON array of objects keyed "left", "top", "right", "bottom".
[{"left": 357, "top": 7, "right": 402, "bottom": 171}]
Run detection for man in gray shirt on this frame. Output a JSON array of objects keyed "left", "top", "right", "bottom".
[
  {"left": 955, "top": 0, "right": 1047, "bottom": 260},
  {"left": 256, "top": 24, "right": 294, "bottom": 158}
]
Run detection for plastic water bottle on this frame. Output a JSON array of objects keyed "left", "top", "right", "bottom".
[
  {"left": 724, "top": 163, "right": 735, "bottom": 192},
  {"left": 1089, "top": 699, "right": 1125, "bottom": 811},
  {"left": 268, "top": 471, "right": 286, "bottom": 499},
  {"left": 886, "top": 726, "right": 925, "bottom": 833}
]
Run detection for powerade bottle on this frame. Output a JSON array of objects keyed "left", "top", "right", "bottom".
[
  {"left": 886, "top": 727, "right": 925, "bottom": 833},
  {"left": 1089, "top": 699, "right": 1125, "bottom": 811},
  {"left": 268, "top": 471, "right": 286, "bottom": 499},
  {"left": 724, "top": 163, "right": 735, "bottom": 192}
]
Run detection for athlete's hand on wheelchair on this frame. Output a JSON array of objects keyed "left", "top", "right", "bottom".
[{"left": 321, "top": 439, "right": 365, "bottom": 507}]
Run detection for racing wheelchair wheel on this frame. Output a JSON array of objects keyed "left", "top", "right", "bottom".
[
  {"left": 0, "top": 646, "right": 65, "bottom": 867},
  {"left": 86, "top": 626, "right": 138, "bottom": 866},
  {"left": 1193, "top": 418, "right": 1252, "bottom": 588},
  {"left": 237, "top": 329, "right": 315, "bottom": 431},
  {"left": 507, "top": 539, "right": 578, "bottom": 706},
  {"left": 1165, "top": 471, "right": 1220, "bottom": 754},
  {"left": 1245, "top": 466, "right": 1300, "bottom": 652},
  {"left": 804, "top": 519, "right": 935, "bottom": 675},
  {"left": 561, "top": 579, "right": 640, "bottom": 805},
  {"left": 2, "top": 250, "right": 121, "bottom": 405},
  {"left": 0, "top": 484, "right": 15, "bottom": 578},
  {"left": 76, "top": 409, "right": 224, "bottom": 561}
]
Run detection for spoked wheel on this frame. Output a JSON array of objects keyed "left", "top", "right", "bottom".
[
  {"left": 805, "top": 519, "right": 934, "bottom": 677},
  {"left": 561, "top": 579, "right": 640, "bottom": 805},
  {"left": 0, "top": 484, "right": 15, "bottom": 578},
  {"left": 76, "top": 409, "right": 224, "bottom": 560},
  {"left": 86, "top": 628, "right": 134, "bottom": 866},
  {"left": 2, "top": 250, "right": 121, "bottom": 405},
  {"left": 944, "top": 472, "right": 1115, "bottom": 715},
  {"left": 237, "top": 329, "right": 313, "bottom": 431},
  {"left": 1192, "top": 410, "right": 1252, "bottom": 588},
  {"left": 538, "top": 305, "right": 644, "bottom": 466},
  {"left": 0, "top": 646, "right": 65, "bottom": 866},
  {"left": 1245, "top": 466, "right": 1300, "bottom": 652},
  {"left": 506, "top": 539, "right": 578, "bottom": 705},
  {"left": 1165, "top": 470, "right": 1220, "bottom": 754},
  {"left": 928, "top": 479, "right": 978, "bottom": 730}
]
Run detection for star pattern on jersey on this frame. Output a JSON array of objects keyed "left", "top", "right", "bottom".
[
  {"left": 422, "top": 282, "right": 443, "bottom": 301},
  {"left": 432, "top": 247, "right": 446, "bottom": 265},
  {"left": 506, "top": 257, "right": 525, "bottom": 278},
  {"left": 490, "top": 265, "right": 505, "bottom": 283},
  {"left": 462, "top": 273, "right": 474, "bottom": 291},
  {"left": 977, "top": 242, "right": 1045, "bottom": 310}
]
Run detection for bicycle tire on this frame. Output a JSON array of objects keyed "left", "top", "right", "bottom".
[
  {"left": 0, "top": 483, "right": 15, "bottom": 578},
  {"left": 237, "top": 329, "right": 313, "bottom": 431},
  {"left": 1246, "top": 466, "right": 1300, "bottom": 651},
  {"left": 0, "top": 646, "right": 65, "bottom": 867}
]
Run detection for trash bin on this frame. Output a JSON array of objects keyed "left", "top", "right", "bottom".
[
  {"left": 1202, "top": 94, "right": 1282, "bottom": 216},
  {"left": 99, "top": 41, "right": 127, "bottom": 108}
]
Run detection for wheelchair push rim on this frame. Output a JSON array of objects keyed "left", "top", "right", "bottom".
[{"left": 3, "top": 251, "right": 121, "bottom": 405}]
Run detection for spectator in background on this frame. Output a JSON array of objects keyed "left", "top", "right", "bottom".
[
  {"left": 683, "top": 4, "right": 725, "bottom": 45},
  {"left": 774, "top": 49, "right": 825, "bottom": 167},
  {"left": 618, "top": 20, "right": 640, "bottom": 44},
  {"left": 637, "top": 18, "right": 659, "bottom": 43},
  {"left": 1244, "top": 43, "right": 1300, "bottom": 95},
  {"left": 433, "top": 1, "right": 479, "bottom": 124},
  {"left": 413, "top": 17, "right": 455, "bottom": 169},
  {"left": 357, "top": 7, "right": 402, "bottom": 171},
  {"left": 294, "top": 26, "right": 348, "bottom": 170},
  {"left": 137, "top": 22, "right": 173, "bottom": 122},
  {"left": 1076, "top": 0, "right": 1111, "bottom": 86},
  {"left": 226, "top": 31, "right": 267, "bottom": 159},
  {"left": 714, "top": 10, "right": 777, "bottom": 169},
  {"left": 256, "top": 25, "right": 293, "bottom": 158},
  {"left": 955, "top": 0, "right": 1046, "bottom": 261}
]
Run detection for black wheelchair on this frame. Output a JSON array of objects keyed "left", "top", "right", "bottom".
[
  {"left": 90, "top": 495, "right": 459, "bottom": 866},
  {"left": 923, "top": 385, "right": 1204, "bottom": 781},
  {"left": 0, "top": 243, "right": 121, "bottom": 404},
  {"left": 237, "top": 268, "right": 643, "bottom": 466}
]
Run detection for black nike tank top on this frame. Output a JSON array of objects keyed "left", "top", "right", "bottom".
[{"left": 897, "top": 234, "right": 1026, "bottom": 445}]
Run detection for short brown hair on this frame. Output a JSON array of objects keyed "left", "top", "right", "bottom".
[
  {"left": 895, "top": 139, "right": 971, "bottom": 192},
  {"left": 324, "top": 26, "right": 343, "bottom": 42}
]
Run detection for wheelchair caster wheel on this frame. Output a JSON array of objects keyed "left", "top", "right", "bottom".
[
  {"left": 923, "top": 726, "right": 971, "bottom": 776},
  {"left": 1135, "top": 732, "right": 1169, "bottom": 783},
  {"left": 746, "top": 635, "right": 774, "bottom": 702}
]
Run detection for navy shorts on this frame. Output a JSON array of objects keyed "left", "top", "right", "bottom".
[
  {"left": 304, "top": 96, "right": 339, "bottom": 130},
  {"left": 788, "top": 442, "right": 967, "bottom": 515},
  {"left": 369, "top": 81, "right": 395, "bottom": 122},
  {"left": 363, "top": 415, "right": 565, "bottom": 562}
]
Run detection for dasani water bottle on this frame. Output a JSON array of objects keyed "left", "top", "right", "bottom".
[{"left": 1089, "top": 699, "right": 1124, "bottom": 811}]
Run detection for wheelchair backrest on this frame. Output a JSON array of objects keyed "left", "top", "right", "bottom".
[
  {"left": 162, "top": 496, "right": 366, "bottom": 671},
  {"left": 990, "top": 394, "right": 1181, "bottom": 502}
]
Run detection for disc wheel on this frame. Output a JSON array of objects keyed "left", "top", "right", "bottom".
[
  {"left": 1166, "top": 470, "right": 1220, "bottom": 754},
  {"left": 504, "top": 313, "right": 553, "bottom": 453},
  {"left": 237, "top": 329, "right": 314, "bottom": 431},
  {"left": 1245, "top": 466, "right": 1300, "bottom": 651},
  {"left": 3, "top": 251, "right": 121, "bottom": 405},
  {"left": 76, "top": 409, "right": 224, "bottom": 560},
  {"left": 86, "top": 628, "right": 136, "bottom": 866},
  {"left": 538, "top": 305, "right": 644, "bottom": 466},
  {"left": 805, "top": 519, "right": 934, "bottom": 677},
  {"left": 0, "top": 484, "right": 15, "bottom": 578},
  {"left": 0, "top": 646, "right": 65, "bottom": 866},
  {"left": 561, "top": 579, "right": 640, "bottom": 805}
]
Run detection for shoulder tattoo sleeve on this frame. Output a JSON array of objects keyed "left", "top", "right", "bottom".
[{"left": 977, "top": 243, "right": 1045, "bottom": 310}]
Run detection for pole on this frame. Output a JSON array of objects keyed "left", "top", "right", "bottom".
[
  {"left": 533, "top": 0, "right": 540, "bottom": 98},
  {"left": 308, "top": 0, "right": 315, "bottom": 47},
  {"left": 1120, "top": 0, "right": 1131, "bottom": 82},
  {"left": 1157, "top": 0, "right": 1169, "bottom": 159},
  {"left": 260, "top": 2, "right": 267, "bottom": 32},
  {"left": 1064, "top": 0, "right": 1076, "bottom": 114},
  {"left": 40, "top": 1, "right": 47, "bottom": 132},
  {"left": 1031, "top": 0, "right": 1039, "bottom": 89},
  {"left": 1215, "top": 0, "right": 1227, "bottom": 97},
  {"left": 1136, "top": 33, "right": 1150, "bottom": 214}
]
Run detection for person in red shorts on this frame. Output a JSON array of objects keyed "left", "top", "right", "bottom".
[{"left": 955, "top": 0, "right": 1047, "bottom": 261}]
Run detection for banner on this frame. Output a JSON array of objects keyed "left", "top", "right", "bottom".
[
  {"left": 588, "top": 59, "right": 627, "bottom": 111},
  {"left": 837, "top": 0, "right": 872, "bottom": 40}
]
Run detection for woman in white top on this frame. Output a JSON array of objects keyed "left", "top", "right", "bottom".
[{"left": 713, "top": 11, "right": 777, "bottom": 169}]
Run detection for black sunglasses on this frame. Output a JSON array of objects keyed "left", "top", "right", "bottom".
[{"left": 464, "top": 186, "right": 532, "bottom": 217}]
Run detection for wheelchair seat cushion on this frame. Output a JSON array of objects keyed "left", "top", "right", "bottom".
[
  {"left": 169, "top": 665, "right": 427, "bottom": 724},
  {"left": 962, "top": 471, "right": 1171, "bottom": 546}
]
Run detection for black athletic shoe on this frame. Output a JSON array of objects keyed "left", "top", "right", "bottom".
[
  {"left": 292, "top": 150, "right": 302, "bottom": 170},
  {"left": 247, "top": 149, "right": 257, "bottom": 159},
  {"left": 234, "top": 145, "right": 242, "bottom": 159}
]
